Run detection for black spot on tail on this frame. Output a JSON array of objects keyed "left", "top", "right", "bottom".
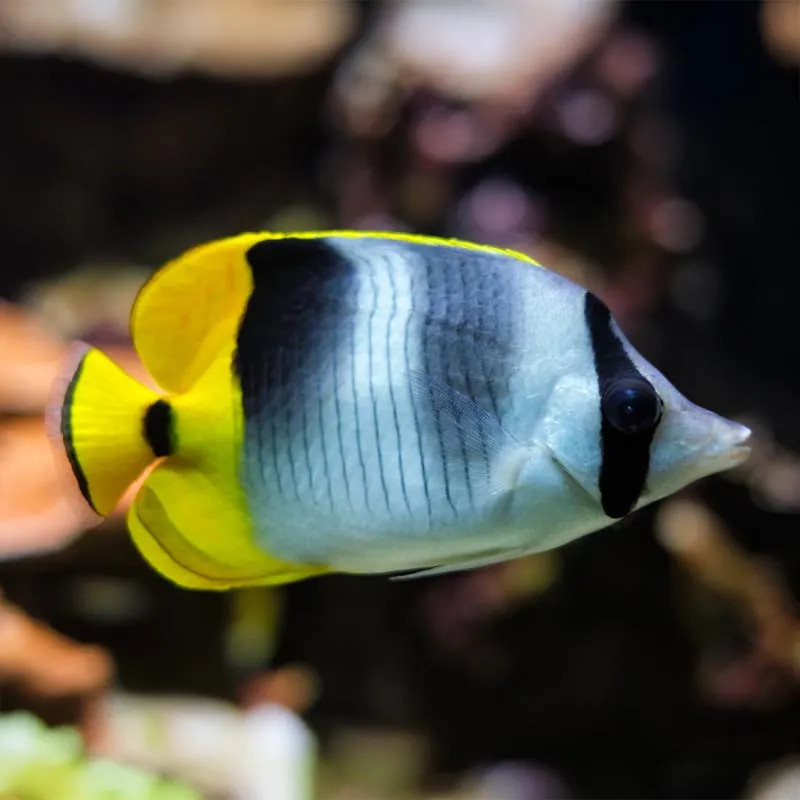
[
  {"left": 62, "top": 355, "right": 97, "bottom": 513},
  {"left": 143, "top": 400, "right": 174, "bottom": 458}
]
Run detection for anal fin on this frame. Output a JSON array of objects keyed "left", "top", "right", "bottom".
[
  {"left": 391, "top": 547, "right": 524, "bottom": 580},
  {"left": 128, "top": 463, "right": 326, "bottom": 590}
]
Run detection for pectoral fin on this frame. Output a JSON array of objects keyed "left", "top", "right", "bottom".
[{"left": 407, "top": 369, "right": 530, "bottom": 497}]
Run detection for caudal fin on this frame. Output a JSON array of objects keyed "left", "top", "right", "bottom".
[{"left": 47, "top": 344, "right": 165, "bottom": 518}]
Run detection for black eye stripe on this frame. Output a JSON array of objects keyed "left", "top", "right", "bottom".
[{"left": 584, "top": 292, "right": 660, "bottom": 518}]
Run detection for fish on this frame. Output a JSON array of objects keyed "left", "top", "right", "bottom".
[{"left": 48, "top": 231, "right": 751, "bottom": 590}]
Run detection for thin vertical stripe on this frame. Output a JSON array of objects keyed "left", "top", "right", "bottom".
[
  {"left": 385, "top": 256, "right": 412, "bottom": 516},
  {"left": 456, "top": 258, "right": 479, "bottom": 505},
  {"left": 350, "top": 305, "right": 371, "bottom": 513},
  {"left": 367, "top": 262, "right": 393, "bottom": 515},
  {"left": 405, "top": 265, "right": 432, "bottom": 523},
  {"left": 280, "top": 344, "right": 301, "bottom": 503},
  {"left": 331, "top": 320, "right": 353, "bottom": 510},
  {"left": 298, "top": 339, "right": 315, "bottom": 501},
  {"left": 264, "top": 356, "right": 284, "bottom": 498},
  {"left": 316, "top": 351, "right": 334, "bottom": 511}
]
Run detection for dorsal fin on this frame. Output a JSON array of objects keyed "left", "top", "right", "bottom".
[
  {"left": 130, "top": 233, "right": 263, "bottom": 393},
  {"left": 131, "top": 230, "right": 541, "bottom": 394}
]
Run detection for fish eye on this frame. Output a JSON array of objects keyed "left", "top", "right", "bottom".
[{"left": 602, "top": 378, "right": 662, "bottom": 435}]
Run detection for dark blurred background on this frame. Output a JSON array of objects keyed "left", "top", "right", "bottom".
[{"left": 0, "top": 1, "right": 798, "bottom": 798}]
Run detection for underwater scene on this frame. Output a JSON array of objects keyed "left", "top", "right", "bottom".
[{"left": 0, "top": 1, "right": 798, "bottom": 798}]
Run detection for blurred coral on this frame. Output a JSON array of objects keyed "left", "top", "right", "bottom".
[
  {"left": 23, "top": 265, "right": 149, "bottom": 344},
  {"left": 0, "top": 712, "right": 201, "bottom": 800},
  {"left": 727, "top": 417, "right": 800, "bottom": 514},
  {"left": 0, "top": 301, "right": 66, "bottom": 414},
  {"left": 240, "top": 665, "right": 320, "bottom": 716},
  {"left": 0, "top": 299, "right": 145, "bottom": 560},
  {"left": 419, "top": 553, "right": 560, "bottom": 655},
  {"left": 0, "top": 593, "right": 113, "bottom": 700},
  {"left": 656, "top": 498, "right": 800, "bottom": 706}
]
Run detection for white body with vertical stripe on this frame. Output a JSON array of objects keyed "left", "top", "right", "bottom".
[
  {"left": 241, "top": 237, "right": 601, "bottom": 573},
  {"left": 236, "top": 234, "right": 750, "bottom": 576}
]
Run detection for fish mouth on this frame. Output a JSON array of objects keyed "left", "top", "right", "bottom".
[
  {"left": 727, "top": 443, "right": 752, "bottom": 466},
  {"left": 692, "top": 419, "right": 752, "bottom": 476},
  {"left": 714, "top": 420, "right": 752, "bottom": 467},
  {"left": 700, "top": 443, "right": 751, "bottom": 475}
]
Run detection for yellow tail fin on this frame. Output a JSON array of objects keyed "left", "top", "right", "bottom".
[{"left": 49, "top": 344, "right": 165, "bottom": 518}]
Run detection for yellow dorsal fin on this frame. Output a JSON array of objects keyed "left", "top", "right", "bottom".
[
  {"left": 132, "top": 229, "right": 543, "bottom": 394},
  {"left": 130, "top": 233, "right": 262, "bottom": 393},
  {"left": 131, "top": 229, "right": 541, "bottom": 394}
]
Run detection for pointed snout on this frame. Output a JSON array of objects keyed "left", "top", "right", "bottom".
[
  {"left": 648, "top": 401, "right": 752, "bottom": 494},
  {"left": 709, "top": 416, "right": 751, "bottom": 468},
  {"left": 682, "top": 407, "right": 752, "bottom": 477}
]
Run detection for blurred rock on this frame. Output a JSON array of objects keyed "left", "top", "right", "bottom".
[
  {"left": 240, "top": 665, "right": 319, "bottom": 716},
  {"left": 0, "top": 411, "right": 147, "bottom": 560},
  {"left": 594, "top": 29, "right": 659, "bottom": 97},
  {"left": 0, "top": 0, "right": 356, "bottom": 78},
  {"left": 746, "top": 758, "right": 800, "bottom": 800},
  {"left": 23, "top": 265, "right": 149, "bottom": 343},
  {"left": 320, "top": 726, "right": 429, "bottom": 799},
  {"left": 463, "top": 761, "right": 572, "bottom": 800},
  {"left": 0, "top": 595, "right": 113, "bottom": 699},
  {"left": 0, "top": 296, "right": 147, "bottom": 560},
  {"left": 761, "top": 0, "right": 800, "bottom": 65},
  {"left": 94, "top": 692, "right": 316, "bottom": 799},
  {"left": 0, "top": 301, "right": 66, "bottom": 414},
  {"left": 334, "top": 0, "right": 617, "bottom": 135},
  {"left": 0, "top": 416, "right": 92, "bottom": 560}
]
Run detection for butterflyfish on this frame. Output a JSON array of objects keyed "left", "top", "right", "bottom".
[{"left": 49, "top": 232, "right": 751, "bottom": 589}]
